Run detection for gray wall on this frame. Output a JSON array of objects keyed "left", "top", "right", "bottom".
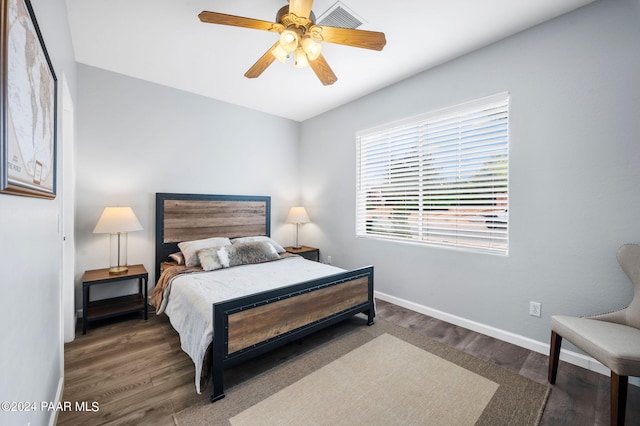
[
  {"left": 74, "top": 65, "right": 301, "bottom": 302},
  {"left": 0, "top": 0, "right": 76, "bottom": 425},
  {"left": 2, "top": 2, "right": 636, "bottom": 423},
  {"left": 299, "top": 0, "right": 640, "bottom": 345}
]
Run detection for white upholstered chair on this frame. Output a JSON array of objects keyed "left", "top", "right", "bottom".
[{"left": 548, "top": 243, "right": 640, "bottom": 426}]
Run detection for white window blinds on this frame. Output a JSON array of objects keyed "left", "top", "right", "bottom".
[{"left": 356, "top": 92, "right": 509, "bottom": 255}]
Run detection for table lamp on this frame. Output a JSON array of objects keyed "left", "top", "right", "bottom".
[
  {"left": 93, "top": 207, "right": 143, "bottom": 274},
  {"left": 286, "top": 206, "right": 310, "bottom": 248}
]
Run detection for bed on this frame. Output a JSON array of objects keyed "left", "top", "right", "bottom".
[{"left": 152, "top": 192, "right": 375, "bottom": 402}]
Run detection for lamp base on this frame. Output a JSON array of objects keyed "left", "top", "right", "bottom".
[
  {"left": 109, "top": 232, "right": 129, "bottom": 275},
  {"left": 293, "top": 223, "right": 303, "bottom": 250},
  {"left": 109, "top": 265, "right": 128, "bottom": 274}
]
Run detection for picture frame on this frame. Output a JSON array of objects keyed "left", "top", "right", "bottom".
[{"left": 0, "top": 0, "right": 57, "bottom": 199}]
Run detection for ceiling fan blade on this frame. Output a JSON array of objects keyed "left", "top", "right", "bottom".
[
  {"left": 309, "top": 26, "right": 386, "bottom": 51},
  {"left": 308, "top": 54, "right": 337, "bottom": 86},
  {"left": 288, "top": 0, "right": 314, "bottom": 19},
  {"left": 199, "top": 11, "right": 284, "bottom": 33},
  {"left": 244, "top": 42, "right": 280, "bottom": 79}
]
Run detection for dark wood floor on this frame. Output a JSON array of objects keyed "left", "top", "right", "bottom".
[{"left": 59, "top": 299, "right": 639, "bottom": 425}]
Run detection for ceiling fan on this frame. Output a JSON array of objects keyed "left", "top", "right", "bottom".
[{"left": 198, "top": 0, "right": 386, "bottom": 86}]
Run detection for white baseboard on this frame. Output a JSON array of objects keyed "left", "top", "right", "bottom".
[
  {"left": 49, "top": 376, "right": 64, "bottom": 426},
  {"left": 374, "top": 291, "right": 611, "bottom": 377}
]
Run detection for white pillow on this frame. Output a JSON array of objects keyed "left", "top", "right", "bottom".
[
  {"left": 178, "top": 237, "right": 231, "bottom": 267},
  {"left": 231, "top": 236, "right": 285, "bottom": 253}
]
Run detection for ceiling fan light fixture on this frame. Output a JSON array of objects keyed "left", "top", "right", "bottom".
[
  {"left": 294, "top": 48, "right": 309, "bottom": 68},
  {"left": 279, "top": 29, "right": 300, "bottom": 53},
  {"left": 198, "top": 1, "right": 386, "bottom": 85},
  {"left": 301, "top": 37, "right": 322, "bottom": 61},
  {"left": 271, "top": 44, "right": 289, "bottom": 64}
]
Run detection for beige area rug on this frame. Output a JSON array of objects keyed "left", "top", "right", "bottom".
[{"left": 175, "top": 319, "right": 550, "bottom": 426}]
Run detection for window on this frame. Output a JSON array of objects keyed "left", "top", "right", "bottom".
[{"left": 356, "top": 92, "right": 509, "bottom": 255}]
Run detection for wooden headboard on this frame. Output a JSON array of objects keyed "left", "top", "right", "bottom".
[{"left": 155, "top": 193, "right": 271, "bottom": 280}]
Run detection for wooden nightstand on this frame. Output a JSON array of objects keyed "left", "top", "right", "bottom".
[
  {"left": 82, "top": 264, "right": 148, "bottom": 334},
  {"left": 284, "top": 245, "right": 320, "bottom": 262}
]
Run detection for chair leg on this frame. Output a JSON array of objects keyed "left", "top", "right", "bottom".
[
  {"left": 548, "top": 331, "right": 562, "bottom": 384},
  {"left": 610, "top": 372, "right": 628, "bottom": 426}
]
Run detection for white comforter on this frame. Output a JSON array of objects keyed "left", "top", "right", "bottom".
[{"left": 160, "top": 256, "right": 346, "bottom": 393}]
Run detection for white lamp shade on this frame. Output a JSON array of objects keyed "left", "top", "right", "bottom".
[
  {"left": 301, "top": 37, "right": 322, "bottom": 61},
  {"left": 279, "top": 29, "right": 299, "bottom": 53},
  {"left": 93, "top": 207, "right": 143, "bottom": 234},
  {"left": 271, "top": 44, "right": 289, "bottom": 64},
  {"left": 286, "top": 206, "right": 311, "bottom": 224},
  {"left": 294, "top": 48, "right": 309, "bottom": 68}
]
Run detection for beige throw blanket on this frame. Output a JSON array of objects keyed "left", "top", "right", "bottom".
[{"left": 150, "top": 264, "right": 202, "bottom": 311}]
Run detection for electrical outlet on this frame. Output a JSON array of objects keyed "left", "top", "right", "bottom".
[
  {"left": 529, "top": 301, "right": 541, "bottom": 317},
  {"left": 327, "top": 255, "right": 332, "bottom": 265}
]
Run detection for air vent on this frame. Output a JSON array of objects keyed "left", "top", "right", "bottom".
[{"left": 317, "top": 1, "right": 364, "bottom": 29}]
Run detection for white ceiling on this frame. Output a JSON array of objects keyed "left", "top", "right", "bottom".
[{"left": 65, "top": 0, "right": 595, "bottom": 122}]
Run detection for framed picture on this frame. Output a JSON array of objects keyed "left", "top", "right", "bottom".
[{"left": 0, "top": 0, "right": 57, "bottom": 199}]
